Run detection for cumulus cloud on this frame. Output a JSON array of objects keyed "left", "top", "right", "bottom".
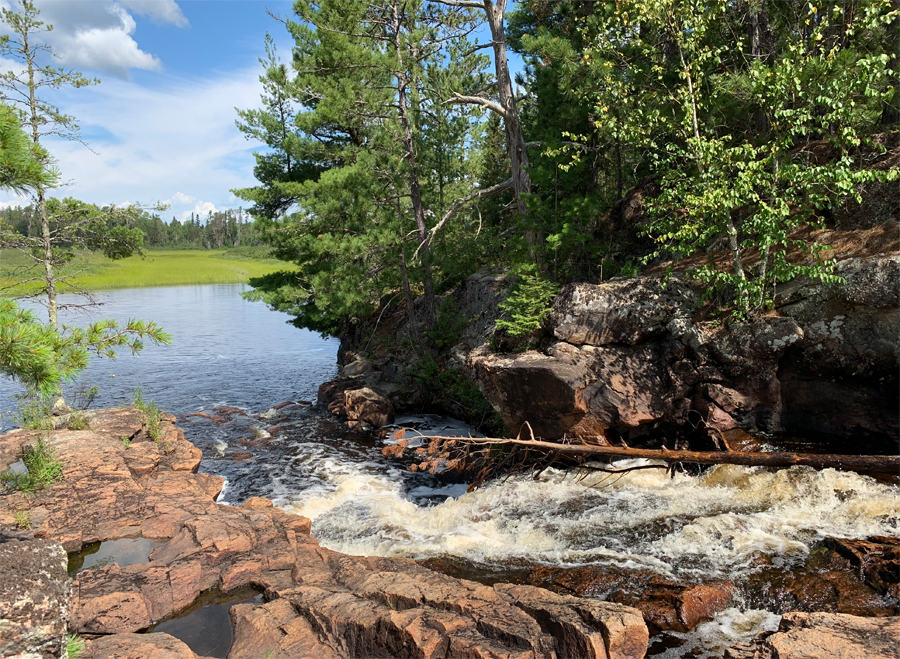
[
  {"left": 0, "top": 0, "right": 188, "bottom": 79},
  {"left": 116, "top": 0, "right": 189, "bottom": 28},
  {"left": 181, "top": 201, "right": 218, "bottom": 223},
  {"left": 170, "top": 192, "right": 196, "bottom": 206},
  {"left": 22, "top": 67, "right": 264, "bottom": 222},
  {"left": 51, "top": 6, "right": 161, "bottom": 78}
]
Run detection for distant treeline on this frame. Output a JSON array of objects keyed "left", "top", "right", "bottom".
[{"left": 2, "top": 204, "right": 266, "bottom": 250}]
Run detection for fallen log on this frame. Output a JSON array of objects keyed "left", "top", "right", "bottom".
[{"left": 416, "top": 435, "right": 900, "bottom": 474}]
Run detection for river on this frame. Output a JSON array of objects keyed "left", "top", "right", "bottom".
[{"left": 2, "top": 284, "right": 897, "bottom": 658}]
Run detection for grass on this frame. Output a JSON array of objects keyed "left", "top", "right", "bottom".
[
  {"left": 1, "top": 435, "right": 64, "bottom": 493},
  {"left": 14, "top": 509, "right": 30, "bottom": 529},
  {"left": 0, "top": 248, "right": 290, "bottom": 292},
  {"left": 66, "top": 633, "right": 85, "bottom": 659},
  {"left": 132, "top": 387, "right": 162, "bottom": 442},
  {"left": 66, "top": 410, "right": 91, "bottom": 431}
]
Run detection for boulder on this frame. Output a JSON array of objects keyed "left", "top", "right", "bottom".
[
  {"left": 549, "top": 278, "right": 697, "bottom": 347},
  {"left": 0, "top": 536, "right": 69, "bottom": 659},
  {"left": 343, "top": 387, "right": 394, "bottom": 429},
  {"left": 725, "top": 612, "right": 900, "bottom": 659},
  {"left": 83, "top": 632, "right": 214, "bottom": 659}
]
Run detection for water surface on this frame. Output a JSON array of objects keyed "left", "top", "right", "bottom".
[{"left": 0, "top": 284, "right": 339, "bottom": 424}]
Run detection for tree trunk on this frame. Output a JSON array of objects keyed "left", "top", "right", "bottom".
[
  {"left": 880, "top": 10, "right": 899, "bottom": 126},
  {"left": 393, "top": 7, "right": 436, "bottom": 328},
  {"left": 419, "top": 435, "right": 900, "bottom": 474},
  {"left": 748, "top": 1, "right": 774, "bottom": 134},
  {"left": 483, "top": 0, "right": 540, "bottom": 260},
  {"left": 23, "top": 29, "right": 57, "bottom": 329}
]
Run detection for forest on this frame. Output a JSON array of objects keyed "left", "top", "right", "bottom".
[
  {"left": 1, "top": 205, "right": 265, "bottom": 250},
  {"left": 236, "top": 0, "right": 898, "bottom": 338}
]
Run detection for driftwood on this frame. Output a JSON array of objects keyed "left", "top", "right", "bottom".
[{"left": 417, "top": 434, "right": 900, "bottom": 474}]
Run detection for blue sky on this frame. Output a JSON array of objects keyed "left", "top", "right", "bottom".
[
  {"left": 0, "top": 0, "right": 521, "bottom": 223},
  {"left": 0, "top": 0, "right": 297, "bottom": 222}
]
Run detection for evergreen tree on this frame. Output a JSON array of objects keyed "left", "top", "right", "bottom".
[{"left": 235, "top": 0, "right": 506, "bottom": 336}]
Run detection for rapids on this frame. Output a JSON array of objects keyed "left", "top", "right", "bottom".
[{"left": 278, "top": 443, "right": 899, "bottom": 583}]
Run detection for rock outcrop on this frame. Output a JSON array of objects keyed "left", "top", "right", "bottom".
[
  {"left": 0, "top": 409, "right": 651, "bottom": 659},
  {"left": 466, "top": 235, "right": 898, "bottom": 446},
  {"left": 0, "top": 534, "right": 70, "bottom": 659},
  {"left": 724, "top": 611, "right": 900, "bottom": 659},
  {"left": 0, "top": 408, "right": 221, "bottom": 550},
  {"left": 83, "top": 632, "right": 215, "bottom": 659}
]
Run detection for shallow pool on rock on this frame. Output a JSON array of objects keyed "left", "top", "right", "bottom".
[
  {"left": 146, "top": 586, "right": 264, "bottom": 659},
  {"left": 67, "top": 537, "right": 165, "bottom": 576}
]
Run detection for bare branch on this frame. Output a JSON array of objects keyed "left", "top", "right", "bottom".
[
  {"left": 444, "top": 92, "right": 508, "bottom": 119},
  {"left": 414, "top": 178, "right": 514, "bottom": 260},
  {"left": 430, "top": 0, "right": 484, "bottom": 8}
]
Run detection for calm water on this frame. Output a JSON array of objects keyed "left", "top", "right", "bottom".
[{"left": 0, "top": 284, "right": 339, "bottom": 425}]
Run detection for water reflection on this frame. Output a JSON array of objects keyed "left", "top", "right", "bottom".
[{"left": 0, "top": 284, "right": 339, "bottom": 426}]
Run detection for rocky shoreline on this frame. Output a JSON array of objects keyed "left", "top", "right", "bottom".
[
  {"left": 1, "top": 408, "right": 649, "bottom": 659},
  {"left": 1, "top": 407, "right": 898, "bottom": 658}
]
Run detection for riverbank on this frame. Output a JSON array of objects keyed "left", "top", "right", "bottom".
[
  {"left": 0, "top": 407, "right": 651, "bottom": 659},
  {"left": 0, "top": 248, "right": 287, "bottom": 292}
]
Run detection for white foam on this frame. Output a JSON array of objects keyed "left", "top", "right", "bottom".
[
  {"left": 651, "top": 608, "right": 781, "bottom": 658},
  {"left": 281, "top": 458, "right": 899, "bottom": 579}
]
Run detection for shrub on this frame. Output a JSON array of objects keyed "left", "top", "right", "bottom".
[{"left": 132, "top": 387, "right": 162, "bottom": 441}]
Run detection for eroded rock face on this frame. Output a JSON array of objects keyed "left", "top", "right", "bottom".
[
  {"left": 0, "top": 536, "right": 69, "bottom": 659},
  {"left": 469, "top": 295, "right": 806, "bottom": 441},
  {"left": 777, "top": 255, "right": 900, "bottom": 441},
  {"left": 724, "top": 612, "right": 900, "bottom": 659},
  {"left": 467, "top": 246, "right": 898, "bottom": 443}
]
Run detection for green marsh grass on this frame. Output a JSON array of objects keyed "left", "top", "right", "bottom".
[{"left": 0, "top": 248, "right": 288, "bottom": 292}]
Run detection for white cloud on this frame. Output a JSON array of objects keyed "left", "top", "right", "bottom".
[
  {"left": 116, "top": 0, "right": 189, "bottom": 28},
  {"left": 182, "top": 201, "right": 218, "bottom": 223},
  {"left": 170, "top": 192, "right": 196, "bottom": 205},
  {"left": 26, "top": 67, "right": 264, "bottom": 223},
  {"left": 0, "top": 1, "right": 187, "bottom": 79},
  {"left": 52, "top": 6, "right": 161, "bottom": 78}
]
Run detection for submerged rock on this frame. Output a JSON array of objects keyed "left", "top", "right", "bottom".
[
  {"left": 526, "top": 564, "right": 733, "bottom": 633},
  {"left": 744, "top": 536, "right": 900, "bottom": 617}
]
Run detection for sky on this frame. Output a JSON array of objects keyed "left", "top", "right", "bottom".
[
  {"left": 0, "top": 0, "right": 526, "bottom": 225},
  {"left": 0, "top": 0, "right": 297, "bottom": 222}
]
